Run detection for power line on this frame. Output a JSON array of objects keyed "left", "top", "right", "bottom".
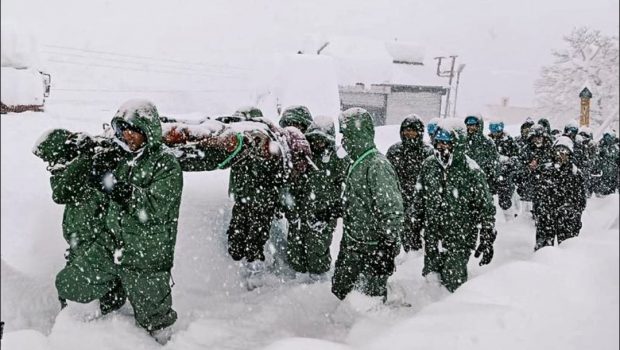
[
  {"left": 43, "top": 44, "right": 250, "bottom": 71},
  {"left": 41, "top": 50, "right": 242, "bottom": 76},
  {"left": 47, "top": 58, "right": 247, "bottom": 79},
  {"left": 53, "top": 88, "right": 253, "bottom": 93}
]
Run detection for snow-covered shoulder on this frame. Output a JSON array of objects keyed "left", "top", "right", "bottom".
[{"left": 465, "top": 155, "right": 481, "bottom": 171}]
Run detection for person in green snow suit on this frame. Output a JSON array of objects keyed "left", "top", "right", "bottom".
[
  {"left": 410, "top": 125, "right": 497, "bottom": 292},
  {"left": 331, "top": 107, "right": 404, "bottom": 300},
  {"left": 386, "top": 114, "right": 433, "bottom": 252},
  {"left": 286, "top": 118, "right": 348, "bottom": 276},
  {"left": 277, "top": 105, "right": 314, "bottom": 217},
  {"left": 488, "top": 121, "right": 520, "bottom": 210},
  {"left": 463, "top": 115, "right": 500, "bottom": 195},
  {"left": 225, "top": 108, "right": 283, "bottom": 265},
  {"left": 593, "top": 131, "right": 619, "bottom": 195},
  {"left": 33, "top": 129, "right": 124, "bottom": 311},
  {"left": 55, "top": 100, "right": 183, "bottom": 342}
]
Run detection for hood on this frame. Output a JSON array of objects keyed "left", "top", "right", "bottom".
[
  {"left": 399, "top": 114, "right": 425, "bottom": 143},
  {"left": 465, "top": 114, "right": 485, "bottom": 139},
  {"left": 111, "top": 99, "right": 163, "bottom": 153},
  {"left": 432, "top": 121, "right": 467, "bottom": 169},
  {"left": 339, "top": 107, "right": 376, "bottom": 160},
  {"left": 305, "top": 117, "right": 336, "bottom": 149},
  {"left": 537, "top": 118, "right": 552, "bottom": 135},
  {"left": 279, "top": 105, "right": 313, "bottom": 133},
  {"left": 233, "top": 106, "right": 264, "bottom": 120}
]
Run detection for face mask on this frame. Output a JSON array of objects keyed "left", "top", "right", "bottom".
[{"left": 434, "top": 142, "right": 453, "bottom": 168}]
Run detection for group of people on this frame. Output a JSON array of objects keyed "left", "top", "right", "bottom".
[{"left": 34, "top": 99, "right": 619, "bottom": 344}]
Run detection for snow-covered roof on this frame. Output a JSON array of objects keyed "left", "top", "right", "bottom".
[
  {"left": 385, "top": 40, "right": 425, "bottom": 64},
  {"left": 320, "top": 36, "right": 444, "bottom": 87}
]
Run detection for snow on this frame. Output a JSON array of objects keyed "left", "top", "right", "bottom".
[
  {"left": 1, "top": 21, "right": 42, "bottom": 69},
  {"left": 3, "top": 103, "right": 618, "bottom": 350},
  {"left": 1, "top": 67, "right": 46, "bottom": 106},
  {"left": 253, "top": 54, "right": 341, "bottom": 121},
  {"left": 465, "top": 156, "right": 482, "bottom": 170},
  {"left": 384, "top": 40, "right": 425, "bottom": 64},
  {"left": 114, "top": 99, "right": 159, "bottom": 121},
  {"left": 321, "top": 36, "right": 394, "bottom": 87}
]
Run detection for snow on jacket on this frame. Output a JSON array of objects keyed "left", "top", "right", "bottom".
[
  {"left": 107, "top": 100, "right": 183, "bottom": 271},
  {"left": 339, "top": 108, "right": 403, "bottom": 254},
  {"left": 386, "top": 115, "right": 433, "bottom": 208},
  {"left": 464, "top": 119, "right": 500, "bottom": 193},
  {"left": 412, "top": 129, "right": 496, "bottom": 257}
]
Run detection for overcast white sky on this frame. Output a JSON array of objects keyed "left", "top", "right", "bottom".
[{"left": 2, "top": 0, "right": 618, "bottom": 113}]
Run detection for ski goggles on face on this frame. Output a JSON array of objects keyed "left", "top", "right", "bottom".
[
  {"left": 112, "top": 119, "right": 142, "bottom": 140},
  {"left": 434, "top": 128, "right": 453, "bottom": 143},
  {"left": 554, "top": 146, "right": 571, "bottom": 155},
  {"left": 489, "top": 123, "right": 504, "bottom": 133},
  {"left": 464, "top": 116, "right": 479, "bottom": 125}
]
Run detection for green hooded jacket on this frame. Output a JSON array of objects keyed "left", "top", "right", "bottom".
[
  {"left": 33, "top": 129, "right": 115, "bottom": 260},
  {"left": 107, "top": 100, "right": 183, "bottom": 271},
  {"left": 301, "top": 119, "right": 349, "bottom": 215},
  {"left": 464, "top": 117, "right": 500, "bottom": 193},
  {"left": 386, "top": 115, "right": 433, "bottom": 207},
  {"left": 338, "top": 108, "right": 403, "bottom": 251},
  {"left": 52, "top": 155, "right": 114, "bottom": 258},
  {"left": 279, "top": 105, "right": 314, "bottom": 133},
  {"left": 412, "top": 127, "right": 496, "bottom": 264}
]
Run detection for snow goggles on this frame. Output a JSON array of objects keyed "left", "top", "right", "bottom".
[
  {"left": 564, "top": 126, "right": 578, "bottom": 134},
  {"left": 434, "top": 128, "right": 453, "bottom": 143},
  {"left": 489, "top": 122, "right": 504, "bottom": 133},
  {"left": 465, "top": 116, "right": 479, "bottom": 125}
]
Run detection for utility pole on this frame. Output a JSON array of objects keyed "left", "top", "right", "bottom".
[
  {"left": 452, "top": 64, "right": 466, "bottom": 118},
  {"left": 434, "top": 55, "right": 458, "bottom": 118}
]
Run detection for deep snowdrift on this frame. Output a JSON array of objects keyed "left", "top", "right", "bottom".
[{"left": 1, "top": 106, "right": 618, "bottom": 350}]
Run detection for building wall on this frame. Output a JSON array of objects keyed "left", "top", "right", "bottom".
[
  {"left": 385, "top": 91, "right": 442, "bottom": 125},
  {"left": 340, "top": 91, "right": 388, "bottom": 126},
  {"left": 339, "top": 84, "right": 445, "bottom": 126}
]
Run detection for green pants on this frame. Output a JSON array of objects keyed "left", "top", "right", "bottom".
[
  {"left": 55, "top": 243, "right": 177, "bottom": 331},
  {"left": 424, "top": 246, "right": 470, "bottom": 292},
  {"left": 287, "top": 216, "right": 335, "bottom": 274},
  {"left": 331, "top": 245, "right": 389, "bottom": 300}
]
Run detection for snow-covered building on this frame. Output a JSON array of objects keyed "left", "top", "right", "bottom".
[
  {"left": 1, "top": 22, "right": 51, "bottom": 114},
  {"left": 319, "top": 37, "right": 448, "bottom": 126}
]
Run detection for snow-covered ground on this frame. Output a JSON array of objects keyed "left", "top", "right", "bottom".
[{"left": 1, "top": 100, "right": 618, "bottom": 349}]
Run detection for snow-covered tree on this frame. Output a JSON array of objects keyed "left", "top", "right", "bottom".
[{"left": 535, "top": 27, "right": 619, "bottom": 134}]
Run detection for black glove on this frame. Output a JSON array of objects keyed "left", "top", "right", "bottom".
[
  {"left": 474, "top": 228, "right": 497, "bottom": 266},
  {"left": 370, "top": 241, "right": 398, "bottom": 276},
  {"left": 67, "top": 132, "right": 95, "bottom": 155},
  {"left": 89, "top": 149, "right": 122, "bottom": 190},
  {"left": 108, "top": 181, "right": 134, "bottom": 206}
]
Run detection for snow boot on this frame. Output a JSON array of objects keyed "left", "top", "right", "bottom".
[
  {"left": 244, "top": 260, "right": 266, "bottom": 291},
  {"left": 149, "top": 326, "right": 173, "bottom": 345}
]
